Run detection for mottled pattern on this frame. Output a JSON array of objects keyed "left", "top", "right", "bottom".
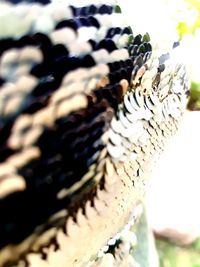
[{"left": 0, "top": 0, "right": 188, "bottom": 266}]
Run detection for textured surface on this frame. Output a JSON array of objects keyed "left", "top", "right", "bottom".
[{"left": 0, "top": 0, "right": 189, "bottom": 266}]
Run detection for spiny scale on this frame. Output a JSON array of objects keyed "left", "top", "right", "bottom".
[{"left": 0, "top": 0, "right": 188, "bottom": 267}]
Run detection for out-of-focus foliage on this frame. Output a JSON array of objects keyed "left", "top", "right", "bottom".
[
  {"left": 173, "top": 0, "right": 200, "bottom": 110},
  {"left": 176, "top": 0, "right": 200, "bottom": 38},
  {"left": 188, "top": 82, "right": 200, "bottom": 110},
  {"left": 157, "top": 238, "right": 200, "bottom": 267}
]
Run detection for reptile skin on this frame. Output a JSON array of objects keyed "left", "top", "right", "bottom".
[{"left": 0, "top": 0, "right": 189, "bottom": 266}]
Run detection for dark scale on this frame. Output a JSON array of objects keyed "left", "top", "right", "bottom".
[
  {"left": 50, "top": 44, "right": 69, "bottom": 62},
  {"left": 0, "top": 78, "right": 5, "bottom": 87},
  {"left": 108, "top": 72, "right": 117, "bottom": 84},
  {"left": 30, "top": 40, "right": 68, "bottom": 78},
  {"left": 158, "top": 64, "right": 165, "bottom": 73},
  {"left": 95, "top": 87, "right": 117, "bottom": 110},
  {"left": 94, "top": 83, "right": 124, "bottom": 111},
  {"left": 23, "top": 97, "right": 49, "bottom": 114},
  {"left": 131, "top": 64, "right": 140, "bottom": 78},
  {"left": 0, "top": 99, "right": 113, "bottom": 249},
  {"left": 57, "top": 16, "right": 100, "bottom": 29},
  {"left": 31, "top": 56, "right": 81, "bottom": 82},
  {"left": 70, "top": 6, "right": 90, "bottom": 17},
  {"left": 133, "top": 54, "right": 144, "bottom": 68},
  {"left": 32, "top": 33, "right": 53, "bottom": 60},
  {"left": 133, "top": 34, "right": 143, "bottom": 46},
  {"left": 143, "top": 42, "right": 152, "bottom": 53},
  {"left": 108, "top": 61, "right": 119, "bottom": 72},
  {"left": 31, "top": 55, "right": 86, "bottom": 81},
  {"left": 55, "top": 19, "right": 79, "bottom": 32},
  {"left": 69, "top": 5, "right": 78, "bottom": 17},
  {"left": 88, "top": 39, "right": 97, "bottom": 49},
  {"left": 98, "top": 4, "right": 113, "bottom": 15},
  {"left": 21, "top": 77, "right": 60, "bottom": 114},
  {"left": 30, "top": 61, "right": 52, "bottom": 78},
  {"left": 173, "top": 41, "right": 180, "bottom": 48},
  {"left": 119, "top": 60, "right": 126, "bottom": 69},
  {"left": 126, "top": 58, "right": 134, "bottom": 68},
  {"left": 144, "top": 95, "right": 155, "bottom": 111},
  {"left": 106, "top": 27, "right": 122, "bottom": 38},
  {"left": 30, "top": 76, "right": 59, "bottom": 97},
  {"left": 5, "top": 0, "right": 50, "bottom": 3},
  {"left": 122, "top": 26, "right": 133, "bottom": 35},
  {"left": 126, "top": 34, "right": 152, "bottom": 59},
  {"left": 88, "top": 5, "right": 98, "bottom": 15},
  {"left": 107, "top": 57, "right": 133, "bottom": 85},
  {"left": 116, "top": 69, "right": 127, "bottom": 82},
  {"left": 97, "top": 39, "right": 117, "bottom": 52},
  {"left": 71, "top": 4, "right": 113, "bottom": 17},
  {"left": 16, "top": 35, "right": 36, "bottom": 48},
  {"left": 0, "top": 39, "right": 15, "bottom": 57},
  {"left": 126, "top": 66, "right": 133, "bottom": 83},
  {"left": 16, "top": 32, "right": 54, "bottom": 61},
  {"left": 120, "top": 68, "right": 130, "bottom": 82},
  {"left": 137, "top": 43, "right": 146, "bottom": 54},
  {"left": 88, "top": 16, "right": 100, "bottom": 28},
  {"left": 144, "top": 51, "right": 152, "bottom": 62},
  {"left": 81, "top": 54, "right": 96, "bottom": 68},
  {"left": 32, "top": 32, "right": 52, "bottom": 47},
  {"left": 77, "top": 6, "right": 89, "bottom": 16},
  {"left": 0, "top": 187, "right": 71, "bottom": 248},
  {"left": 128, "top": 44, "right": 139, "bottom": 57},
  {"left": 79, "top": 17, "right": 91, "bottom": 27}
]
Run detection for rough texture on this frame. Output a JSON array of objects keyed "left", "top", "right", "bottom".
[{"left": 0, "top": 0, "right": 188, "bottom": 266}]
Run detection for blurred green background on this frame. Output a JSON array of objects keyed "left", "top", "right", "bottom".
[
  {"left": 157, "top": 237, "right": 200, "bottom": 267},
  {"left": 175, "top": 0, "right": 200, "bottom": 110},
  {"left": 155, "top": 1, "right": 200, "bottom": 266}
]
